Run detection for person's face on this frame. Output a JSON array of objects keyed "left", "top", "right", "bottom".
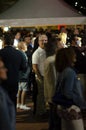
[
  {"left": 0, "top": 61, "right": 7, "bottom": 80},
  {"left": 15, "top": 33, "right": 21, "bottom": 40},
  {"left": 39, "top": 35, "right": 48, "bottom": 49},
  {"left": 24, "top": 37, "right": 31, "bottom": 44},
  {"left": 23, "top": 43, "right": 27, "bottom": 52},
  {"left": 74, "top": 29, "right": 79, "bottom": 35}
]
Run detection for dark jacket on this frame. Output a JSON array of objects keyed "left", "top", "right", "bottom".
[
  {"left": 0, "top": 86, "right": 15, "bottom": 130},
  {"left": 70, "top": 46, "right": 86, "bottom": 74},
  {"left": 0, "top": 46, "right": 27, "bottom": 93},
  {"left": 19, "top": 51, "right": 30, "bottom": 82},
  {"left": 57, "top": 67, "right": 86, "bottom": 109},
  {"left": 26, "top": 44, "right": 33, "bottom": 69}
]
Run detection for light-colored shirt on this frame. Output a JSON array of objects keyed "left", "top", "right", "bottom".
[
  {"left": 58, "top": 32, "right": 67, "bottom": 45},
  {"left": 32, "top": 47, "right": 46, "bottom": 76},
  {"left": 13, "top": 39, "right": 19, "bottom": 48},
  {"left": 44, "top": 55, "right": 57, "bottom": 103}
]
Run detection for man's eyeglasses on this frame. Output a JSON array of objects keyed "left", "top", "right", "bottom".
[{"left": 39, "top": 40, "right": 48, "bottom": 42}]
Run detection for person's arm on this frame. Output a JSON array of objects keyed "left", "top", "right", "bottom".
[
  {"left": 63, "top": 68, "right": 86, "bottom": 109},
  {"left": 63, "top": 68, "right": 75, "bottom": 99},
  {"left": 33, "top": 64, "right": 42, "bottom": 79},
  {"left": 32, "top": 52, "right": 42, "bottom": 80}
]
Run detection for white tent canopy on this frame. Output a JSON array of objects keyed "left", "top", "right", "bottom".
[{"left": 0, "top": 0, "right": 85, "bottom": 27}]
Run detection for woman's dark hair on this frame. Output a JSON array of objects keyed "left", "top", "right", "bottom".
[
  {"left": 3, "top": 33, "right": 14, "bottom": 46},
  {"left": 45, "top": 37, "right": 57, "bottom": 57},
  {"left": 55, "top": 48, "right": 76, "bottom": 72},
  {"left": 23, "top": 34, "right": 31, "bottom": 41},
  {"left": 13, "top": 31, "right": 20, "bottom": 36}
]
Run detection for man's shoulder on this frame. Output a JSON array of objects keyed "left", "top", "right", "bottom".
[
  {"left": 0, "top": 46, "right": 24, "bottom": 57},
  {"left": 32, "top": 48, "right": 39, "bottom": 56}
]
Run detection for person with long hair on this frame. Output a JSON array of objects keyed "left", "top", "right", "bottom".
[{"left": 55, "top": 48, "right": 86, "bottom": 130}]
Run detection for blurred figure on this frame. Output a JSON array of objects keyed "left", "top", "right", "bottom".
[
  {"left": 74, "top": 28, "right": 80, "bottom": 35},
  {"left": 58, "top": 27, "right": 67, "bottom": 47},
  {"left": 0, "top": 58, "right": 15, "bottom": 130},
  {"left": 13, "top": 31, "right": 21, "bottom": 48},
  {"left": 71, "top": 35, "right": 82, "bottom": 47},
  {"left": 24, "top": 34, "right": 38, "bottom": 114},
  {"left": 0, "top": 33, "right": 27, "bottom": 107},
  {"left": 24, "top": 35, "right": 33, "bottom": 69},
  {"left": 46, "top": 28, "right": 52, "bottom": 40},
  {"left": 55, "top": 48, "right": 85, "bottom": 130},
  {"left": 57, "top": 38, "right": 65, "bottom": 49},
  {"left": 70, "top": 35, "right": 86, "bottom": 74},
  {"left": 44, "top": 37, "right": 62, "bottom": 130},
  {"left": 17, "top": 42, "right": 31, "bottom": 110},
  {"left": 24, "top": 35, "right": 34, "bottom": 97},
  {"left": 32, "top": 34, "right": 48, "bottom": 116}
]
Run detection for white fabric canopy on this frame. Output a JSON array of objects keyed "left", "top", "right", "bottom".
[{"left": 0, "top": 0, "right": 85, "bottom": 26}]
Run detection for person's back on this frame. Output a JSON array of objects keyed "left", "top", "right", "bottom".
[
  {"left": 0, "top": 86, "right": 15, "bottom": 130},
  {"left": 0, "top": 34, "right": 26, "bottom": 106},
  {"left": 0, "top": 46, "right": 26, "bottom": 88},
  {"left": 0, "top": 58, "right": 15, "bottom": 130}
]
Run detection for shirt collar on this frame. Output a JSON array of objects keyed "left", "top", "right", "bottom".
[{"left": 38, "top": 47, "right": 44, "bottom": 51}]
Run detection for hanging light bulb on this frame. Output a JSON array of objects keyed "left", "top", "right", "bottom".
[
  {"left": 75, "top": 1, "right": 78, "bottom": 6},
  {"left": 3, "top": 27, "right": 9, "bottom": 32}
]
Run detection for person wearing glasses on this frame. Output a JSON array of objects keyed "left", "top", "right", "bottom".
[{"left": 32, "top": 34, "right": 48, "bottom": 117}]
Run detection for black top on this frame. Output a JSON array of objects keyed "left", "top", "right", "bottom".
[
  {"left": 0, "top": 46, "right": 27, "bottom": 92},
  {"left": 70, "top": 46, "right": 86, "bottom": 74}
]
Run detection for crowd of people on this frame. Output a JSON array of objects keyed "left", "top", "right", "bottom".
[{"left": 0, "top": 27, "right": 86, "bottom": 130}]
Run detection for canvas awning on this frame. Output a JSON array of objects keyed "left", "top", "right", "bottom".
[{"left": 0, "top": 0, "right": 85, "bottom": 27}]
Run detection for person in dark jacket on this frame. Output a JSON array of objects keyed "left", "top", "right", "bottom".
[
  {"left": 24, "top": 35, "right": 33, "bottom": 92},
  {"left": 70, "top": 35, "right": 86, "bottom": 74},
  {"left": 0, "top": 58, "right": 16, "bottom": 130},
  {"left": 0, "top": 33, "right": 27, "bottom": 107},
  {"left": 55, "top": 48, "right": 85, "bottom": 130}
]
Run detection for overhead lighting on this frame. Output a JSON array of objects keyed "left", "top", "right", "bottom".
[
  {"left": 3, "top": 27, "right": 9, "bottom": 32},
  {"left": 80, "top": 6, "right": 83, "bottom": 9},
  {"left": 75, "top": 2, "right": 78, "bottom": 5},
  {"left": 75, "top": 1, "right": 78, "bottom": 6},
  {"left": 78, "top": 11, "right": 82, "bottom": 14}
]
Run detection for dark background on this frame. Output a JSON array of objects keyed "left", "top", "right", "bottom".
[
  {"left": 0, "top": 0, "right": 18, "bottom": 14},
  {"left": 64, "top": 0, "right": 86, "bottom": 15}
]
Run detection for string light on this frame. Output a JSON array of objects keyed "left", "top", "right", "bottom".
[
  {"left": 75, "top": 2, "right": 78, "bottom": 5},
  {"left": 80, "top": 6, "right": 83, "bottom": 9},
  {"left": 3, "top": 27, "right": 9, "bottom": 32},
  {"left": 64, "top": 0, "right": 86, "bottom": 15}
]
